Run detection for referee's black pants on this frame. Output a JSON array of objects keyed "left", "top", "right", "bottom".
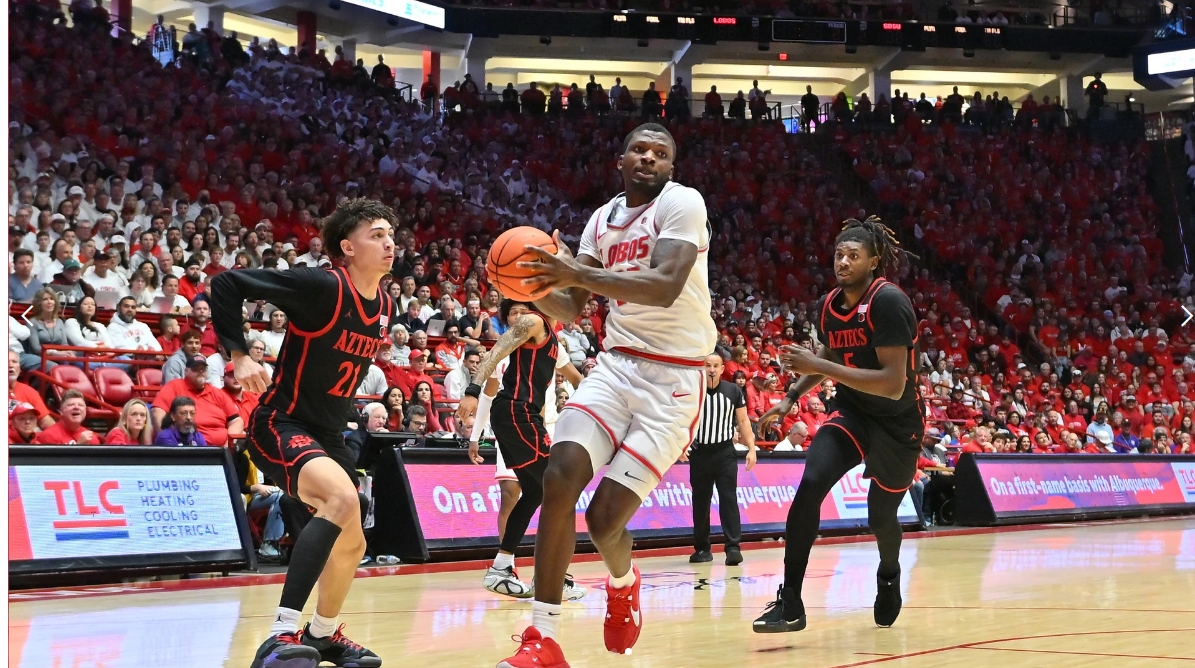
[{"left": 690, "top": 441, "right": 741, "bottom": 552}]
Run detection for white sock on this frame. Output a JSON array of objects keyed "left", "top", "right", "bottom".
[
  {"left": 532, "top": 600, "right": 562, "bottom": 640},
  {"left": 270, "top": 607, "right": 302, "bottom": 636},
  {"left": 307, "top": 612, "right": 338, "bottom": 639},
  {"left": 608, "top": 564, "right": 637, "bottom": 589},
  {"left": 493, "top": 552, "right": 514, "bottom": 570}
]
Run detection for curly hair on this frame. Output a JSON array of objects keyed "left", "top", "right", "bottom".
[
  {"left": 321, "top": 198, "right": 398, "bottom": 259},
  {"left": 834, "top": 215, "right": 918, "bottom": 277}
]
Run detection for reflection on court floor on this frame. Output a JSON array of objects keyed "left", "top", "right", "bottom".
[{"left": 9, "top": 520, "right": 1195, "bottom": 667}]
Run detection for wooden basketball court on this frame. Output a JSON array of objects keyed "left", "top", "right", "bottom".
[{"left": 10, "top": 517, "right": 1195, "bottom": 667}]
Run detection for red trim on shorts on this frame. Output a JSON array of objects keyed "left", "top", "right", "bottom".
[
  {"left": 869, "top": 476, "right": 913, "bottom": 494},
  {"left": 617, "top": 444, "right": 664, "bottom": 480},
  {"left": 680, "top": 369, "right": 705, "bottom": 456},
  {"left": 610, "top": 346, "right": 704, "bottom": 367},
  {"left": 823, "top": 421, "right": 866, "bottom": 461},
  {"left": 563, "top": 403, "right": 618, "bottom": 446}
]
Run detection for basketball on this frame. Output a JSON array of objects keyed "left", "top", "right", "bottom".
[{"left": 486, "top": 226, "right": 559, "bottom": 302}]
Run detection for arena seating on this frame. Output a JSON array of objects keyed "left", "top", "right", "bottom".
[{"left": 8, "top": 5, "right": 1193, "bottom": 462}]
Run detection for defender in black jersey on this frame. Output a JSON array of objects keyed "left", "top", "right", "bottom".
[
  {"left": 212, "top": 199, "right": 395, "bottom": 668},
  {"left": 752, "top": 216, "right": 923, "bottom": 635},
  {"left": 456, "top": 299, "right": 584, "bottom": 601}
]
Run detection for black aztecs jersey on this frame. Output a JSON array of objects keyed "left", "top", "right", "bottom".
[
  {"left": 211, "top": 266, "right": 398, "bottom": 434},
  {"left": 496, "top": 311, "right": 559, "bottom": 417},
  {"left": 814, "top": 277, "right": 921, "bottom": 417}
]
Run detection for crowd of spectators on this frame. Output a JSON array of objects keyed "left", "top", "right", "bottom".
[{"left": 8, "top": 0, "right": 1195, "bottom": 555}]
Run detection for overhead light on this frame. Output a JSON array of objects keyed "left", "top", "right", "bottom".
[
  {"left": 757, "top": 42, "right": 769, "bottom": 51},
  {"left": 963, "top": 48, "right": 975, "bottom": 58},
  {"left": 637, "top": 38, "right": 649, "bottom": 47},
  {"left": 540, "top": 35, "right": 551, "bottom": 45},
  {"left": 845, "top": 44, "right": 857, "bottom": 54},
  {"left": 1128, "top": 95, "right": 1136, "bottom": 102}
]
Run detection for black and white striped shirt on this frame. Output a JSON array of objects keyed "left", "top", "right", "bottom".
[{"left": 695, "top": 380, "right": 745, "bottom": 446}]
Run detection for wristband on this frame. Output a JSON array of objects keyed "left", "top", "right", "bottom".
[{"left": 465, "top": 383, "right": 483, "bottom": 399}]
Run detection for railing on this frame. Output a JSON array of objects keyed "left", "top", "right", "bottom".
[{"left": 441, "top": 93, "right": 784, "bottom": 121}]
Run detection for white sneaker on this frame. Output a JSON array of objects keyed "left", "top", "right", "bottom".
[
  {"left": 257, "top": 542, "right": 281, "bottom": 560},
  {"left": 484, "top": 565, "right": 533, "bottom": 599},
  {"left": 529, "top": 574, "right": 587, "bottom": 601},
  {"left": 562, "top": 575, "right": 587, "bottom": 601}
]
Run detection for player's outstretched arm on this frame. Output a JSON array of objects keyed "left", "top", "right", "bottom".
[{"left": 520, "top": 231, "right": 698, "bottom": 309}]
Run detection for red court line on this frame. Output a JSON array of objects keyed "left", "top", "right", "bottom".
[
  {"left": 10, "top": 515, "right": 1190, "bottom": 602},
  {"left": 967, "top": 646, "right": 1195, "bottom": 662},
  {"left": 820, "top": 629, "right": 1195, "bottom": 668},
  {"left": 52, "top": 519, "right": 129, "bottom": 529}
]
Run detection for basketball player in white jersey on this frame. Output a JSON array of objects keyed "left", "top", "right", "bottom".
[{"left": 495, "top": 123, "right": 716, "bottom": 668}]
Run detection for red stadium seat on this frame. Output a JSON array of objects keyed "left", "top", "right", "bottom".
[
  {"left": 136, "top": 368, "right": 163, "bottom": 399},
  {"left": 94, "top": 367, "right": 134, "bottom": 407},
  {"left": 50, "top": 365, "right": 99, "bottom": 403}
]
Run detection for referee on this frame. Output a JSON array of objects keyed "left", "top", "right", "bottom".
[{"left": 686, "top": 353, "right": 757, "bottom": 566}]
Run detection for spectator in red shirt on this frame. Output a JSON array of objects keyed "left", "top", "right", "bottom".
[
  {"left": 8, "top": 351, "right": 54, "bottom": 429},
  {"left": 434, "top": 323, "right": 467, "bottom": 371},
  {"left": 221, "top": 362, "right": 261, "bottom": 427},
  {"left": 156, "top": 314, "right": 182, "bottom": 355},
  {"left": 396, "top": 350, "right": 435, "bottom": 399},
  {"left": 104, "top": 398, "right": 153, "bottom": 445},
  {"left": 189, "top": 297, "right": 219, "bottom": 356},
  {"left": 151, "top": 355, "right": 243, "bottom": 447},
  {"left": 723, "top": 346, "right": 751, "bottom": 382},
  {"left": 9, "top": 402, "right": 40, "bottom": 444},
  {"left": 178, "top": 258, "right": 206, "bottom": 302},
  {"left": 33, "top": 390, "right": 100, "bottom": 444}
]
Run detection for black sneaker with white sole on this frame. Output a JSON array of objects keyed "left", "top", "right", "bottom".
[
  {"left": 301, "top": 623, "right": 381, "bottom": 667},
  {"left": 752, "top": 585, "right": 806, "bottom": 633},
  {"left": 874, "top": 568, "right": 902, "bottom": 628}
]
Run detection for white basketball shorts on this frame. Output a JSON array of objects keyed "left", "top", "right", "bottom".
[
  {"left": 555, "top": 349, "right": 705, "bottom": 500},
  {"left": 493, "top": 445, "right": 517, "bottom": 482}
]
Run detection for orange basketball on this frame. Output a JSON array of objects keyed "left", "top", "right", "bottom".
[{"left": 486, "top": 226, "right": 559, "bottom": 302}]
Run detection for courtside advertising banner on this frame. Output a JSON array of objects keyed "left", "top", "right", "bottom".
[
  {"left": 954, "top": 454, "right": 1195, "bottom": 525},
  {"left": 403, "top": 455, "right": 918, "bottom": 546},
  {"left": 9, "top": 447, "right": 255, "bottom": 579}
]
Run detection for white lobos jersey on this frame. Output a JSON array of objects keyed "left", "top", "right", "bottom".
[{"left": 577, "top": 181, "right": 716, "bottom": 362}]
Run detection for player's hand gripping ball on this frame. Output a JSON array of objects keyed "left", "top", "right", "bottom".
[{"left": 486, "top": 226, "right": 559, "bottom": 301}]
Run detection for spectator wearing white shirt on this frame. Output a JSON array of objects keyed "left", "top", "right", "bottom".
[
  {"left": 771, "top": 422, "right": 809, "bottom": 452},
  {"left": 295, "top": 237, "right": 332, "bottom": 268},
  {"left": 64, "top": 296, "right": 113, "bottom": 349},
  {"left": 254, "top": 309, "right": 288, "bottom": 357},
  {"left": 106, "top": 297, "right": 162, "bottom": 351},
  {"left": 82, "top": 250, "right": 128, "bottom": 296},
  {"left": 444, "top": 348, "right": 481, "bottom": 400},
  {"left": 1086, "top": 410, "right": 1115, "bottom": 451},
  {"left": 390, "top": 324, "right": 411, "bottom": 367},
  {"left": 157, "top": 275, "right": 193, "bottom": 313}
]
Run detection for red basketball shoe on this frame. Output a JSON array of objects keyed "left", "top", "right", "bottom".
[
  {"left": 496, "top": 626, "right": 570, "bottom": 668},
  {"left": 603, "top": 564, "right": 642, "bottom": 654}
]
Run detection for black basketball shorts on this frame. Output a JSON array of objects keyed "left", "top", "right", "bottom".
[
  {"left": 821, "top": 405, "right": 924, "bottom": 492},
  {"left": 247, "top": 405, "right": 359, "bottom": 498}
]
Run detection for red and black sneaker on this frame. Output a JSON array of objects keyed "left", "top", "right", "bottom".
[
  {"left": 301, "top": 623, "right": 382, "bottom": 667},
  {"left": 603, "top": 564, "right": 643, "bottom": 654},
  {"left": 249, "top": 631, "right": 320, "bottom": 668}
]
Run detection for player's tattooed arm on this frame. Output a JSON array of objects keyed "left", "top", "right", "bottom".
[{"left": 473, "top": 314, "right": 545, "bottom": 384}]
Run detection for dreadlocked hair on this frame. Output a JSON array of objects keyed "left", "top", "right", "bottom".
[{"left": 834, "top": 215, "right": 918, "bottom": 277}]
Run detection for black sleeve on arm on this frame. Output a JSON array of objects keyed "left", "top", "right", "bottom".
[
  {"left": 870, "top": 286, "right": 916, "bottom": 349},
  {"left": 209, "top": 268, "right": 338, "bottom": 356}
]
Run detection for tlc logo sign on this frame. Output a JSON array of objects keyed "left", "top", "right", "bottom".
[{"left": 43, "top": 481, "right": 130, "bottom": 541}]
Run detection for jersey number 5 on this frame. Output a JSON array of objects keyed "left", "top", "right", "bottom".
[{"left": 330, "top": 361, "right": 363, "bottom": 398}]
